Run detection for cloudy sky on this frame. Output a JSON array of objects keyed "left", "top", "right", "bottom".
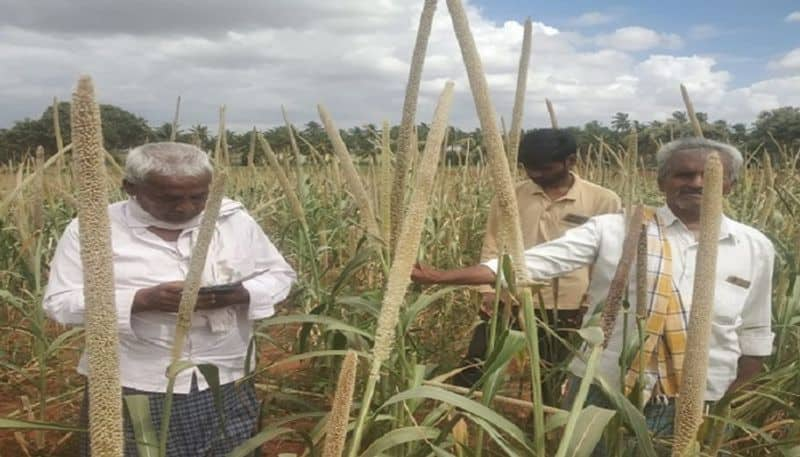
[{"left": 1, "top": 0, "right": 799, "bottom": 131}]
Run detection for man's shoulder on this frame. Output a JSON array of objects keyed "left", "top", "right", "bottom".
[
  {"left": 219, "top": 199, "right": 252, "bottom": 222},
  {"left": 575, "top": 178, "right": 620, "bottom": 203},
  {"left": 218, "top": 200, "right": 266, "bottom": 234},
  {"left": 514, "top": 179, "right": 536, "bottom": 193},
  {"left": 726, "top": 218, "right": 774, "bottom": 252}
]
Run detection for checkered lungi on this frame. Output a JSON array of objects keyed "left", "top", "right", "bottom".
[{"left": 80, "top": 374, "right": 260, "bottom": 457}]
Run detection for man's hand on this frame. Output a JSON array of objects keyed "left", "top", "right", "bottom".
[
  {"left": 132, "top": 281, "right": 250, "bottom": 313},
  {"left": 132, "top": 281, "right": 185, "bottom": 313},
  {"left": 725, "top": 355, "right": 765, "bottom": 396},
  {"left": 479, "top": 292, "right": 498, "bottom": 317},
  {"left": 196, "top": 285, "right": 249, "bottom": 310},
  {"left": 410, "top": 263, "right": 443, "bottom": 284}
]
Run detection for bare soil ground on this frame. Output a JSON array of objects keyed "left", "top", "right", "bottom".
[{"left": 0, "top": 323, "right": 318, "bottom": 456}]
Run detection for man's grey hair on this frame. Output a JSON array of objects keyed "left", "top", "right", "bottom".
[
  {"left": 656, "top": 137, "right": 743, "bottom": 181},
  {"left": 124, "top": 142, "right": 213, "bottom": 183}
]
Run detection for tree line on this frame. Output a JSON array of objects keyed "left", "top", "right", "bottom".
[{"left": 1, "top": 102, "right": 798, "bottom": 165}]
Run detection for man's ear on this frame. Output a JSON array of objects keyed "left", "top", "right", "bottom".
[
  {"left": 122, "top": 179, "right": 136, "bottom": 197},
  {"left": 565, "top": 154, "right": 577, "bottom": 168}
]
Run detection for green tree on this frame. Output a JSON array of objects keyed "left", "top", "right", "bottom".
[
  {"left": 611, "top": 112, "right": 631, "bottom": 133},
  {"left": 150, "top": 122, "right": 173, "bottom": 142},
  {"left": 0, "top": 118, "right": 50, "bottom": 162},
  {"left": 730, "top": 123, "right": 748, "bottom": 145},
  {"left": 300, "top": 121, "right": 331, "bottom": 156},
  {"left": 1, "top": 102, "right": 150, "bottom": 162},
  {"left": 671, "top": 111, "right": 688, "bottom": 123},
  {"left": 751, "top": 106, "right": 800, "bottom": 152},
  {"left": 189, "top": 124, "right": 214, "bottom": 150},
  {"left": 579, "top": 120, "right": 614, "bottom": 144}
]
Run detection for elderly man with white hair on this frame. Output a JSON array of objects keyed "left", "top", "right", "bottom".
[
  {"left": 411, "top": 137, "right": 774, "bottom": 453},
  {"left": 43, "top": 142, "right": 296, "bottom": 456}
]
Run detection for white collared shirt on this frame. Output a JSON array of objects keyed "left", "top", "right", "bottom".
[
  {"left": 484, "top": 206, "right": 775, "bottom": 401},
  {"left": 43, "top": 199, "right": 297, "bottom": 393}
]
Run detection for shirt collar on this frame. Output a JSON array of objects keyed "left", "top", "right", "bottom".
[
  {"left": 122, "top": 198, "right": 243, "bottom": 229},
  {"left": 529, "top": 171, "right": 582, "bottom": 202},
  {"left": 656, "top": 205, "right": 735, "bottom": 241}
]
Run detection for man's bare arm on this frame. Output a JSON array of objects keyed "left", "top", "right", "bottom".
[{"left": 410, "top": 263, "right": 496, "bottom": 285}]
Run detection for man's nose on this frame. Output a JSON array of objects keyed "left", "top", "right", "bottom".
[{"left": 688, "top": 173, "right": 704, "bottom": 187}]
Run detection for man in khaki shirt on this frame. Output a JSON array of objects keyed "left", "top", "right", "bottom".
[{"left": 455, "top": 129, "right": 621, "bottom": 387}]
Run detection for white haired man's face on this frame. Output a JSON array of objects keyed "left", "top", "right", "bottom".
[
  {"left": 657, "top": 149, "right": 733, "bottom": 221},
  {"left": 123, "top": 172, "right": 211, "bottom": 223}
]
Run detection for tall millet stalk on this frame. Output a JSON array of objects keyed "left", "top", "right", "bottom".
[
  {"left": 347, "top": 81, "right": 454, "bottom": 457},
  {"left": 72, "top": 75, "right": 123, "bottom": 456},
  {"left": 213, "top": 105, "right": 229, "bottom": 166},
  {"left": 390, "top": 0, "right": 437, "bottom": 252},
  {"left": 170, "top": 171, "right": 228, "bottom": 363},
  {"left": 318, "top": 105, "right": 382, "bottom": 243},
  {"left": 282, "top": 105, "right": 306, "bottom": 197},
  {"left": 247, "top": 126, "right": 256, "bottom": 168},
  {"left": 257, "top": 133, "right": 308, "bottom": 230},
  {"left": 379, "top": 121, "right": 393, "bottom": 244},
  {"left": 680, "top": 84, "right": 704, "bottom": 138},
  {"left": 52, "top": 97, "right": 66, "bottom": 188},
  {"left": 170, "top": 96, "right": 181, "bottom": 142},
  {"left": 322, "top": 350, "right": 359, "bottom": 457},
  {"left": 545, "top": 98, "right": 559, "bottom": 129},
  {"left": 599, "top": 206, "right": 645, "bottom": 346},
  {"left": 635, "top": 222, "right": 649, "bottom": 410},
  {"left": 507, "top": 18, "right": 532, "bottom": 172},
  {"left": 445, "top": 1, "right": 546, "bottom": 453},
  {"left": 32, "top": 146, "right": 46, "bottom": 232},
  {"left": 672, "top": 153, "right": 724, "bottom": 455}
]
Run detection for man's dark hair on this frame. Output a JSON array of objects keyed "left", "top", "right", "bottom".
[{"left": 517, "top": 129, "right": 577, "bottom": 169}]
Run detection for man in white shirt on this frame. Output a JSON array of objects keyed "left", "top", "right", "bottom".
[
  {"left": 411, "top": 138, "right": 774, "bottom": 452},
  {"left": 43, "top": 142, "right": 297, "bottom": 456}
]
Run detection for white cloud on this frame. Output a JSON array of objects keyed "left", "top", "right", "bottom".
[
  {"left": 634, "top": 55, "right": 730, "bottom": 111},
  {"left": 722, "top": 77, "right": 800, "bottom": 119},
  {"left": 770, "top": 48, "right": 800, "bottom": 70},
  {"left": 596, "top": 26, "right": 683, "bottom": 52},
  {"left": 0, "top": 0, "right": 796, "bottom": 131},
  {"left": 785, "top": 11, "right": 800, "bottom": 22},
  {"left": 570, "top": 12, "right": 615, "bottom": 27},
  {"left": 745, "top": 77, "right": 800, "bottom": 107}
]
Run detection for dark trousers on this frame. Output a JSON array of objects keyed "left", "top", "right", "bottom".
[
  {"left": 454, "top": 306, "right": 584, "bottom": 388},
  {"left": 80, "top": 374, "right": 260, "bottom": 457},
  {"left": 562, "top": 375, "right": 676, "bottom": 456}
]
